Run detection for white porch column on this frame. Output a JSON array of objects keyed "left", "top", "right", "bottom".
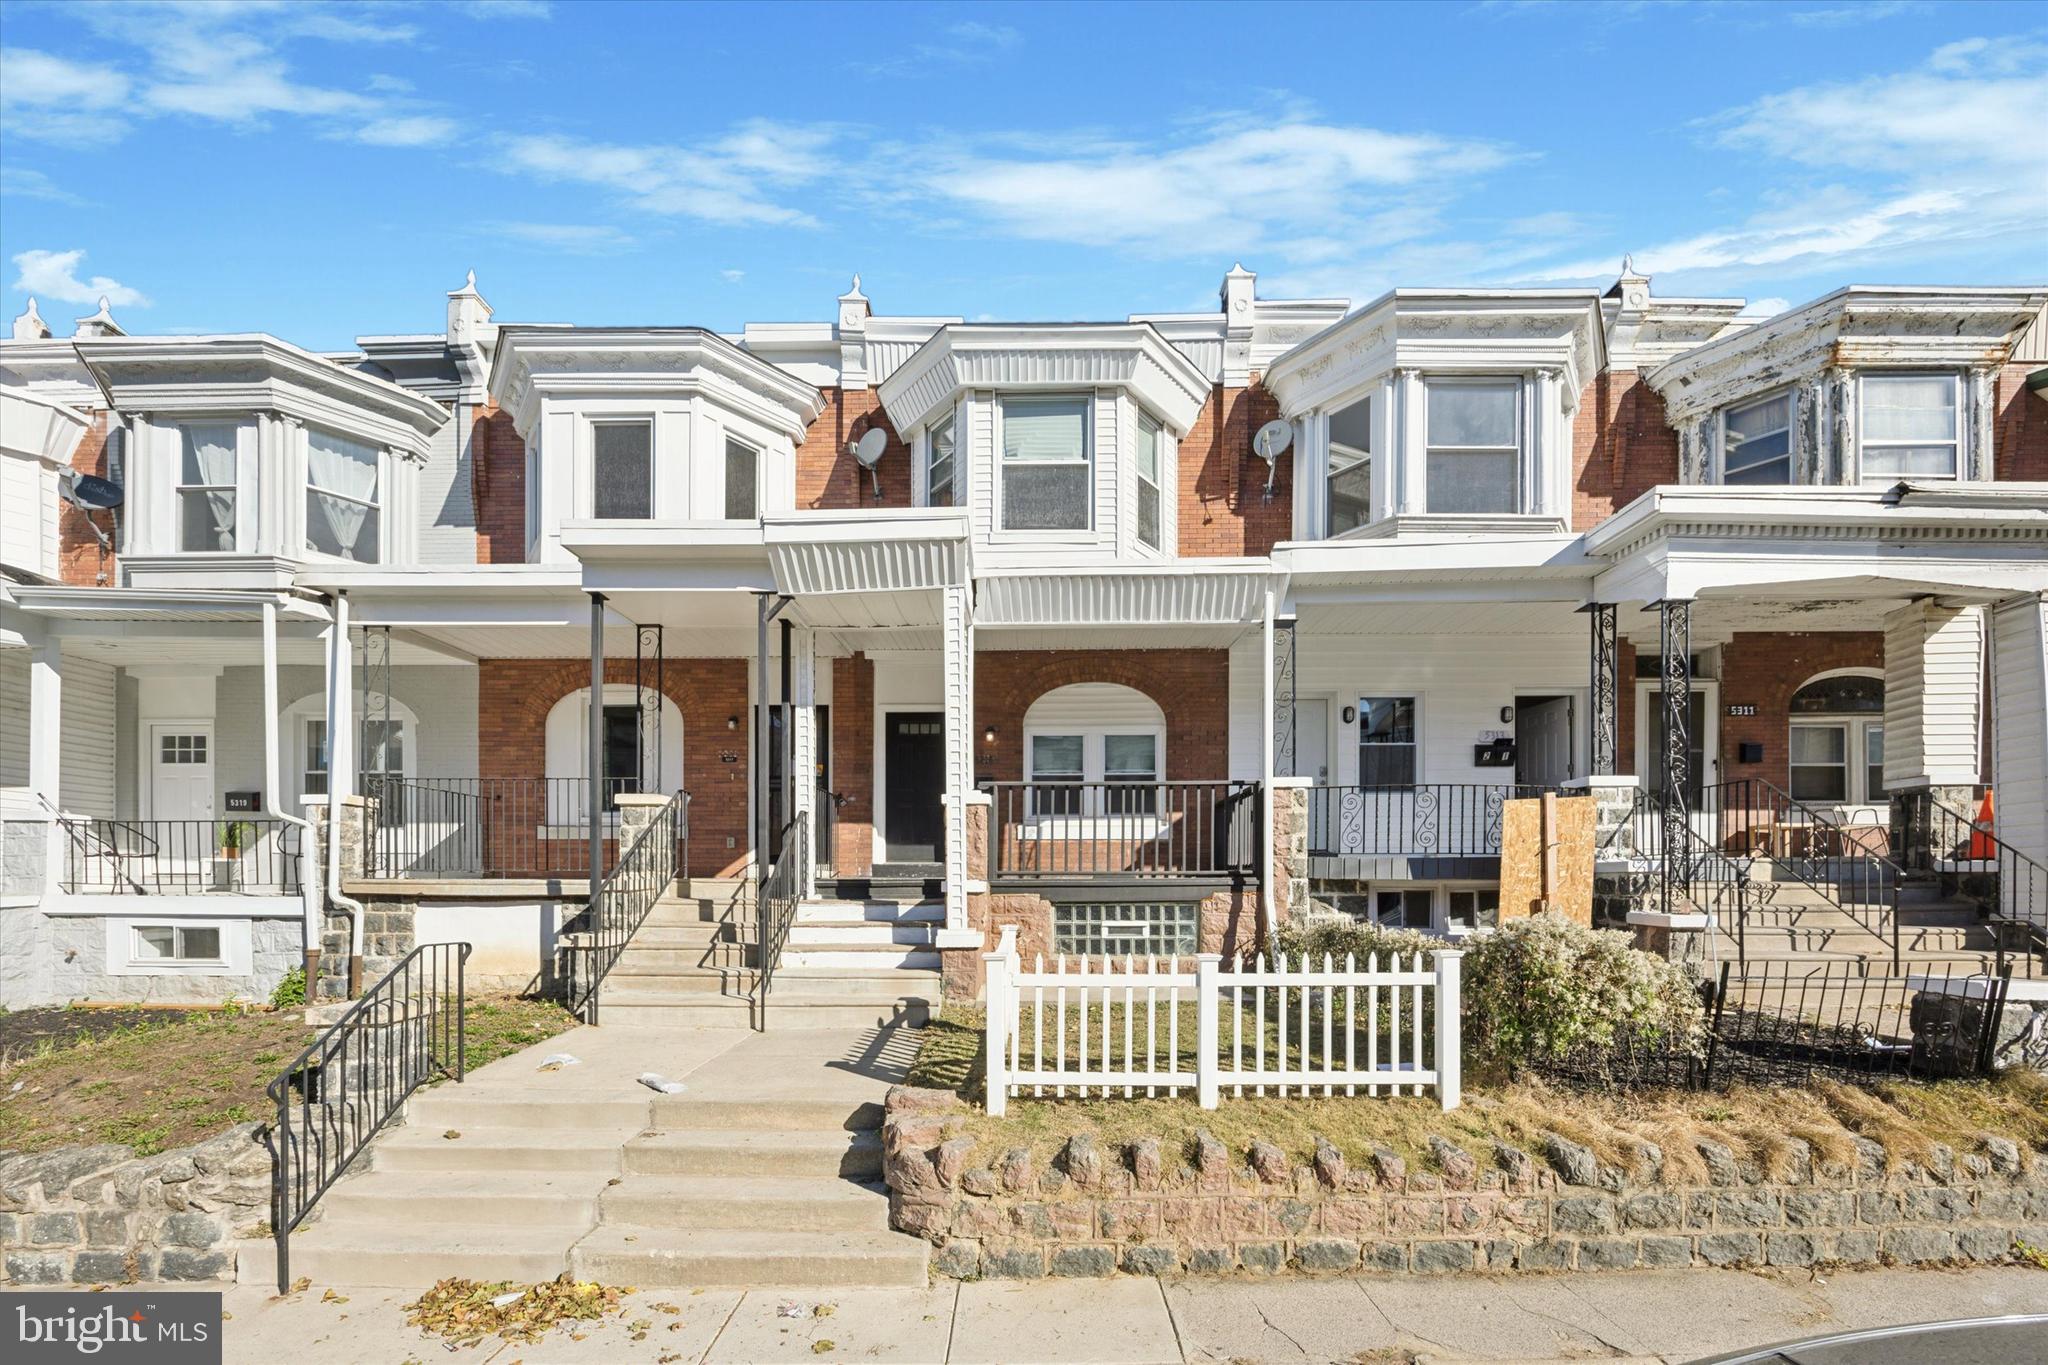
[
  {"left": 941, "top": 583, "right": 974, "bottom": 933},
  {"left": 1394, "top": 369, "right": 1425, "bottom": 515},
  {"left": 1293, "top": 410, "right": 1329, "bottom": 541},
  {"left": 1883, "top": 600, "right": 1985, "bottom": 791},
  {"left": 789, "top": 626, "right": 818, "bottom": 898},
  {"left": 27, "top": 633, "right": 61, "bottom": 811},
  {"left": 1259, "top": 587, "right": 1277, "bottom": 940},
  {"left": 1991, "top": 593, "right": 2048, "bottom": 925}
]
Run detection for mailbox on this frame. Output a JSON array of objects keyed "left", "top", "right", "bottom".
[
  {"left": 1738, "top": 742, "right": 1764, "bottom": 764},
  {"left": 224, "top": 790, "right": 262, "bottom": 813},
  {"left": 1473, "top": 739, "right": 1516, "bottom": 768}
]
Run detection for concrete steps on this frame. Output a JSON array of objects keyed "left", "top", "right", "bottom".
[
  {"left": 623, "top": 1128, "right": 884, "bottom": 1179},
  {"left": 371, "top": 1125, "right": 628, "bottom": 1174},
  {"left": 272, "top": 1223, "right": 577, "bottom": 1287},
  {"left": 570, "top": 1226, "right": 929, "bottom": 1289},
  {"left": 598, "top": 1175, "right": 891, "bottom": 1230},
  {"left": 316, "top": 1170, "right": 605, "bottom": 1228}
]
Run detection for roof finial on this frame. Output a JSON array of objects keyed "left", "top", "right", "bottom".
[
  {"left": 72, "top": 296, "right": 124, "bottom": 338},
  {"left": 12, "top": 296, "right": 50, "bottom": 340},
  {"left": 463, "top": 268, "right": 477, "bottom": 292}
]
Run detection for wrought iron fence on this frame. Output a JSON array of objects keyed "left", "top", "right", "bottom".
[
  {"left": 984, "top": 780, "right": 1260, "bottom": 882},
  {"left": 755, "top": 815, "right": 809, "bottom": 1027},
  {"left": 1895, "top": 790, "right": 2047, "bottom": 977},
  {"left": 264, "top": 941, "right": 468, "bottom": 1293},
  {"left": 58, "top": 817, "right": 302, "bottom": 894},
  {"left": 361, "top": 776, "right": 640, "bottom": 879},
  {"left": 564, "top": 791, "right": 688, "bottom": 1022},
  {"left": 1305, "top": 783, "right": 1545, "bottom": 859}
]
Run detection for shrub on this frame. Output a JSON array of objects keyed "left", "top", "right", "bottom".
[
  {"left": 1272, "top": 915, "right": 1439, "bottom": 967},
  {"left": 269, "top": 967, "right": 307, "bottom": 1009},
  {"left": 1462, "top": 915, "right": 1703, "bottom": 1068}
]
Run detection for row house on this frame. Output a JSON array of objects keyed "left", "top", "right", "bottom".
[{"left": 2, "top": 265, "right": 2044, "bottom": 1014}]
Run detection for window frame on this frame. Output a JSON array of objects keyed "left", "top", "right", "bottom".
[
  {"left": 995, "top": 392, "right": 1094, "bottom": 535},
  {"left": 304, "top": 425, "right": 384, "bottom": 564},
  {"left": 1053, "top": 901, "right": 1199, "bottom": 957},
  {"left": 588, "top": 417, "right": 656, "bottom": 520},
  {"left": 925, "top": 408, "right": 958, "bottom": 509},
  {"left": 1023, "top": 724, "right": 1168, "bottom": 820},
  {"left": 1857, "top": 370, "right": 1961, "bottom": 483},
  {"left": 1356, "top": 696, "right": 1419, "bottom": 788},
  {"left": 1133, "top": 408, "right": 1164, "bottom": 551},
  {"left": 1789, "top": 721, "right": 1851, "bottom": 804},
  {"left": 1718, "top": 388, "right": 1794, "bottom": 485},
  {"left": 722, "top": 435, "right": 760, "bottom": 521},
  {"left": 1326, "top": 392, "right": 1372, "bottom": 538},
  {"left": 1422, "top": 376, "right": 1523, "bottom": 516},
  {"left": 175, "top": 422, "right": 240, "bottom": 553},
  {"left": 131, "top": 922, "right": 227, "bottom": 967}
]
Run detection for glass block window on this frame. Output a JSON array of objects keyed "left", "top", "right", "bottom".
[
  {"left": 592, "top": 421, "right": 653, "bottom": 519},
  {"left": 1054, "top": 901, "right": 1199, "bottom": 957},
  {"left": 1000, "top": 394, "right": 1090, "bottom": 531}
]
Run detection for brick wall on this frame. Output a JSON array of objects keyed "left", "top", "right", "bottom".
[
  {"left": 476, "top": 657, "right": 753, "bottom": 877},
  {"left": 1994, "top": 362, "right": 2048, "bottom": 481},
  {"left": 471, "top": 401, "right": 527, "bottom": 564},
  {"left": 972, "top": 648, "right": 1232, "bottom": 784},
  {"left": 58, "top": 414, "right": 115, "bottom": 586},
  {"left": 1717, "top": 633, "right": 1885, "bottom": 794},
  {"left": 795, "top": 389, "right": 912, "bottom": 510},
  {"left": 1179, "top": 383, "right": 1293, "bottom": 557},
  {"left": 1573, "top": 372, "right": 1680, "bottom": 532}
]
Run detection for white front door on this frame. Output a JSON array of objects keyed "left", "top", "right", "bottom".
[
  {"left": 149, "top": 725, "right": 214, "bottom": 823},
  {"left": 1290, "top": 697, "right": 1332, "bottom": 850}
]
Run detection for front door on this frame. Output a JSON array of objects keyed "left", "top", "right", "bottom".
[
  {"left": 1289, "top": 697, "right": 1332, "bottom": 851},
  {"left": 1515, "top": 695, "right": 1575, "bottom": 788},
  {"left": 149, "top": 725, "right": 214, "bottom": 823},
  {"left": 883, "top": 712, "right": 945, "bottom": 863}
]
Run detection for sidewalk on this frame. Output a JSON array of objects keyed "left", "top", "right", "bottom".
[{"left": 193, "top": 1263, "right": 2045, "bottom": 1363}]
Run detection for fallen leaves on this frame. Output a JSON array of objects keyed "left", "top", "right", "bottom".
[{"left": 402, "top": 1275, "right": 627, "bottom": 1346}]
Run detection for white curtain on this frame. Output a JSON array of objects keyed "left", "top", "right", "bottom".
[
  {"left": 307, "top": 430, "right": 380, "bottom": 558},
  {"left": 182, "top": 426, "right": 238, "bottom": 550}
]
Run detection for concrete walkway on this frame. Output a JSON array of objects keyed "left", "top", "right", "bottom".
[{"left": 187, "top": 1264, "right": 2048, "bottom": 1363}]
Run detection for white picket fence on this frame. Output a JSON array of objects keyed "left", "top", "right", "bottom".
[{"left": 982, "top": 925, "right": 1463, "bottom": 1114}]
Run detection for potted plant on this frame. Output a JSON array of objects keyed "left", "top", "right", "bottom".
[{"left": 213, "top": 820, "right": 254, "bottom": 890}]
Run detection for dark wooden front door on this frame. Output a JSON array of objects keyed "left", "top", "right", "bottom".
[{"left": 884, "top": 712, "right": 945, "bottom": 862}]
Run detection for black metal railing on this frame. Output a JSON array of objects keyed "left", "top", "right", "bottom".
[
  {"left": 1306, "top": 783, "right": 1546, "bottom": 859},
  {"left": 755, "top": 815, "right": 809, "bottom": 1027},
  {"left": 361, "top": 776, "right": 639, "bottom": 879},
  {"left": 265, "top": 941, "right": 468, "bottom": 1293},
  {"left": 564, "top": 790, "right": 688, "bottom": 1022},
  {"left": 983, "top": 780, "right": 1260, "bottom": 882},
  {"left": 1896, "top": 790, "right": 2047, "bottom": 977},
  {"left": 58, "top": 817, "right": 302, "bottom": 895}
]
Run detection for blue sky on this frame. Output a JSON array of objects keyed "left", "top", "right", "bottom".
[{"left": 2, "top": 0, "right": 2043, "bottom": 350}]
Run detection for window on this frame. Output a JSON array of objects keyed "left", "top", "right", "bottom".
[
  {"left": 1789, "top": 724, "right": 1848, "bottom": 802},
  {"left": 1134, "top": 411, "right": 1163, "bottom": 550},
  {"left": 1860, "top": 373, "right": 1959, "bottom": 480},
  {"left": 927, "top": 412, "right": 956, "bottom": 508},
  {"left": 1000, "top": 394, "right": 1089, "bottom": 531},
  {"left": 134, "top": 924, "right": 223, "bottom": 964},
  {"left": 1054, "top": 901, "right": 1198, "bottom": 957},
  {"left": 724, "top": 438, "right": 758, "bottom": 520},
  {"left": 177, "top": 424, "right": 237, "bottom": 551},
  {"left": 1446, "top": 888, "right": 1499, "bottom": 932},
  {"left": 159, "top": 734, "right": 207, "bottom": 765},
  {"left": 306, "top": 428, "right": 381, "bottom": 562},
  {"left": 1789, "top": 675, "right": 1884, "bottom": 714},
  {"left": 1103, "top": 733, "right": 1158, "bottom": 814},
  {"left": 1030, "top": 733, "right": 1084, "bottom": 815},
  {"left": 1328, "top": 396, "right": 1372, "bottom": 535},
  {"left": 601, "top": 704, "right": 642, "bottom": 808},
  {"left": 1358, "top": 698, "right": 1416, "bottom": 787},
  {"left": 592, "top": 421, "right": 653, "bottom": 519},
  {"left": 303, "top": 719, "right": 328, "bottom": 796},
  {"left": 1865, "top": 727, "right": 1886, "bottom": 805},
  {"left": 1722, "top": 392, "right": 1792, "bottom": 484},
  {"left": 1425, "top": 378, "right": 1519, "bottom": 514},
  {"left": 1373, "top": 889, "right": 1433, "bottom": 929}
]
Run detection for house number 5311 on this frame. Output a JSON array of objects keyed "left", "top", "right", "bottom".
[{"left": 1726, "top": 705, "right": 1758, "bottom": 717}]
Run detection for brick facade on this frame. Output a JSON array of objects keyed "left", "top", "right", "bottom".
[
  {"left": 794, "top": 389, "right": 912, "bottom": 510},
  {"left": 1571, "top": 372, "right": 1680, "bottom": 532},
  {"left": 1994, "top": 361, "right": 2048, "bottom": 482},
  {"left": 972, "top": 648, "right": 1233, "bottom": 785},
  {"left": 1179, "top": 383, "right": 1293, "bottom": 558},
  {"left": 471, "top": 401, "right": 527, "bottom": 564},
  {"left": 57, "top": 414, "right": 115, "bottom": 587}
]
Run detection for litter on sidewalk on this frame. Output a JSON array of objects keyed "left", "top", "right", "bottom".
[
  {"left": 638, "top": 1072, "right": 686, "bottom": 1094},
  {"left": 537, "top": 1053, "right": 581, "bottom": 1071}
]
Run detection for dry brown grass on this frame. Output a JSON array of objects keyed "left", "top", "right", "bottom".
[{"left": 910, "top": 1005, "right": 2048, "bottom": 1183}]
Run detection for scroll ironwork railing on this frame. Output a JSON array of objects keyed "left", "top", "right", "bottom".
[
  {"left": 1305, "top": 783, "right": 1546, "bottom": 860},
  {"left": 565, "top": 790, "right": 688, "bottom": 1022},
  {"left": 1896, "top": 790, "right": 2046, "bottom": 978},
  {"left": 264, "top": 941, "right": 468, "bottom": 1293}
]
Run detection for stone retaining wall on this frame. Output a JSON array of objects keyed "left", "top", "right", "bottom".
[
  {"left": 0, "top": 1124, "right": 270, "bottom": 1285},
  {"left": 882, "top": 1088, "right": 2048, "bottom": 1280}
]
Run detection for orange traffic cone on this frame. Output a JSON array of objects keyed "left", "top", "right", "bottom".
[{"left": 1968, "top": 789, "right": 1996, "bottom": 859}]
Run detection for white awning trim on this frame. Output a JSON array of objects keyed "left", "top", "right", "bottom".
[
  {"left": 875, "top": 324, "right": 1212, "bottom": 436},
  {"left": 976, "top": 564, "right": 1271, "bottom": 628},
  {"left": 765, "top": 509, "right": 968, "bottom": 595},
  {"left": 4, "top": 585, "right": 329, "bottom": 624}
]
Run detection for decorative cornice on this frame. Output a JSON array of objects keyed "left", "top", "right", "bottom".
[
  {"left": 874, "top": 323, "right": 1213, "bottom": 436},
  {"left": 487, "top": 327, "right": 827, "bottom": 442},
  {"left": 73, "top": 335, "right": 448, "bottom": 459}
]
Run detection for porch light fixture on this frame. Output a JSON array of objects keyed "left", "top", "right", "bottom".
[
  {"left": 1500, "top": 706, "right": 1515, "bottom": 724},
  {"left": 983, "top": 725, "right": 998, "bottom": 744},
  {"left": 1341, "top": 706, "right": 1357, "bottom": 725},
  {"left": 726, "top": 715, "right": 739, "bottom": 730}
]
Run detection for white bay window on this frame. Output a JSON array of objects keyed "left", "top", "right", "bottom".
[
  {"left": 1860, "top": 373, "right": 1958, "bottom": 480},
  {"left": 926, "top": 411, "right": 956, "bottom": 508},
  {"left": 1424, "top": 378, "right": 1520, "bottom": 514},
  {"left": 306, "top": 427, "right": 382, "bottom": 562},
  {"left": 1134, "top": 411, "right": 1163, "bottom": 550},
  {"left": 591, "top": 420, "right": 653, "bottom": 519},
  {"left": 177, "top": 423, "right": 239, "bottom": 551},
  {"left": 1000, "top": 394, "right": 1090, "bottom": 532}
]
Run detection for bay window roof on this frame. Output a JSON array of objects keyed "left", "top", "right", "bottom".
[
  {"left": 874, "top": 323, "right": 1211, "bottom": 436},
  {"left": 75, "top": 334, "right": 448, "bottom": 459}
]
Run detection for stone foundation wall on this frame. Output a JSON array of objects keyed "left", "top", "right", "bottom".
[
  {"left": 882, "top": 1088, "right": 2048, "bottom": 1281},
  {"left": 0, "top": 1124, "right": 271, "bottom": 1285}
]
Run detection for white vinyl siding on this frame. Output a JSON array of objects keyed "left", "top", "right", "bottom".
[
  {"left": 60, "top": 654, "right": 117, "bottom": 816},
  {"left": 0, "top": 651, "right": 29, "bottom": 787},
  {"left": 1883, "top": 603, "right": 1983, "bottom": 789},
  {"left": 1, "top": 453, "right": 61, "bottom": 580},
  {"left": 417, "top": 407, "right": 478, "bottom": 566},
  {"left": 1991, "top": 596, "right": 2048, "bottom": 919}
]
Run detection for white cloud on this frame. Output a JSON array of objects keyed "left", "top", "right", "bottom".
[
  {"left": 495, "top": 122, "right": 841, "bottom": 227},
  {"left": 1739, "top": 297, "right": 1791, "bottom": 318},
  {"left": 0, "top": 168, "right": 88, "bottom": 206},
  {"left": 721, "top": 269, "right": 746, "bottom": 282},
  {"left": 0, "top": 48, "right": 132, "bottom": 143},
  {"left": 454, "top": 0, "right": 553, "bottom": 17},
  {"left": 11, "top": 249, "right": 150, "bottom": 308},
  {"left": 492, "top": 222, "right": 637, "bottom": 254},
  {"left": 355, "top": 115, "right": 460, "bottom": 147}
]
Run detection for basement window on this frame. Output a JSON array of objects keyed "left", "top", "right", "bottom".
[
  {"left": 1054, "top": 902, "right": 1198, "bottom": 957},
  {"left": 133, "top": 924, "right": 224, "bottom": 965}
]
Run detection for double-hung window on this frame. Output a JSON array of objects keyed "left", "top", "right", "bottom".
[
  {"left": 724, "top": 437, "right": 758, "bottom": 520},
  {"left": 1000, "top": 394, "right": 1090, "bottom": 531},
  {"left": 1358, "top": 697, "right": 1417, "bottom": 787},
  {"left": 1134, "top": 411, "right": 1163, "bottom": 550},
  {"left": 1328, "top": 395, "right": 1372, "bottom": 536},
  {"left": 1424, "top": 378, "right": 1520, "bottom": 514},
  {"left": 306, "top": 428, "right": 382, "bottom": 562},
  {"left": 591, "top": 420, "right": 653, "bottom": 519},
  {"left": 1103, "top": 733, "right": 1159, "bottom": 814},
  {"left": 1029, "top": 733, "right": 1084, "bottom": 816},
  {"left": 177, "top": 424, "right": 238, "bottom": 551},
  {"left": 1721, "top": 392, "right": 1792, "bottom": 484},
  {"left": 1860, "top": 373, "right": 1959, "bottom": 480},
  {"left": 926, "top": 412, "right": 956, "bottom": 508}
]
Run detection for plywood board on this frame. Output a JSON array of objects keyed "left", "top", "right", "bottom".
[{"left": 1499, "top": 794, "right": 1595, "bottom": 925}]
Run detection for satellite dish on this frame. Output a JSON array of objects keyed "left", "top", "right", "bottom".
[
  {"left": 62, "top": 472, "right": 125, "bottom": 511},
  {"left": 1250, "top": 419, "right": 1293, "bottom": 499},
  {"left": 852, "top": 427, "right": 889, "bottom": 497}
]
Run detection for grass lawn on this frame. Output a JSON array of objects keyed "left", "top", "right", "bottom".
[
  {"left": 911, "top": 1004, "right": 2048, "bottom": 1185},
  {"left": 0, "top": 994, "right": 577, "bottom": 1158}
]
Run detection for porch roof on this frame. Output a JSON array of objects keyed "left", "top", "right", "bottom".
[{"left": 974, "top": 559, "right": 1273, "bottom": 632}]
